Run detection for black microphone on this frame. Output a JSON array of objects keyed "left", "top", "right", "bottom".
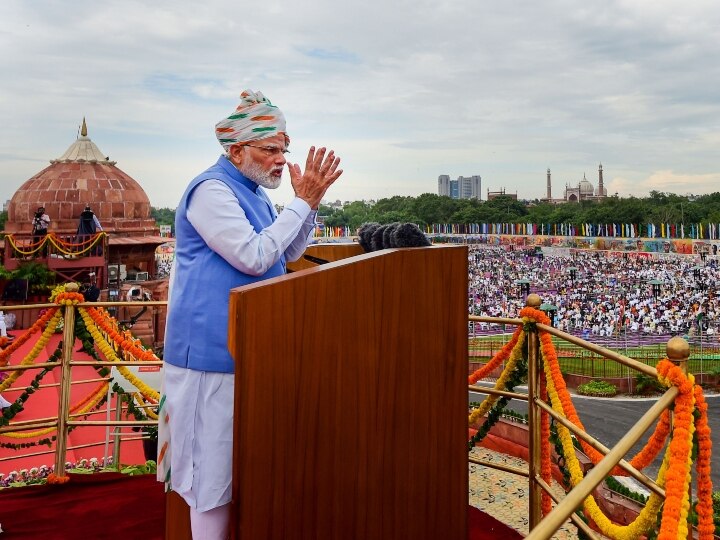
[{"left": 304, "top": 254, "right": 330, "bottom": 265}]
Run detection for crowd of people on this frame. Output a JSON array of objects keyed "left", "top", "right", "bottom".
[{"left": 468, "top": 246, "right": 720, "bottom": 343}]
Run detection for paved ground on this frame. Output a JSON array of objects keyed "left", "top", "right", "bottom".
[{"left": 469, "top": 447, "right": 579, "bottom": 539}]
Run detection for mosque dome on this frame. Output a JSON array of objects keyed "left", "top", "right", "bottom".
[
  {"left": 5, "top": 119, "right": 158, "bottom": 236},
  {"left": 579, "top": 176, "right": 594, "bottom": 195}
]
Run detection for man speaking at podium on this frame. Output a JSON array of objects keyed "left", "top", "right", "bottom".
[{"left": 161, "top": 90, "right": 343, "bottom": 539}]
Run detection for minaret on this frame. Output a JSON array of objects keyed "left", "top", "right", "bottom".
[
  {"left": 598, "top": 163, "right": 604, "bottom": 197},
  {"left": 546, "top": 168, "right": 552, "bottom": 200}
]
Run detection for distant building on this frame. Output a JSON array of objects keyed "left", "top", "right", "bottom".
[
  {"left": 541, "top": 164, "right": 608, "bottom": 203},
  {"left": 486, "top": 188, "right": 518, "bottom": 201},
  {"left": 437, "top": 175, "right": 482, "bottom": 200}
]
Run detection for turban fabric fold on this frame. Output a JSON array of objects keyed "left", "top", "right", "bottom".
[{"left": 215, "top": 90, "right": 287, "bottom": 151}]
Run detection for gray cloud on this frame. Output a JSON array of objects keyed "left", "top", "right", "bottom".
[{"left": 1, "top": 0, "right": 719, "bottom": 208}]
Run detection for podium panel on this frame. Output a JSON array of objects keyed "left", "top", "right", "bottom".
[
  {"left": 285, "top": 242, "right": 364, "bottom": 272},
  {"left": 228, "top": 246, "right": 468, "bottom": 540}
]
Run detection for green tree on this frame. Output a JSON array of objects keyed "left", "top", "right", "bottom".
[
  {"left": 324, "top": 200, "right": 374, "bottom": 231},
  {"left": 411, "top": 193, "right": 463, "bottom": 225},
  {"left": 151, "top": 207, "right": 176, "bottom": 227},
  {"left": 525, "top": 203, "right": 555, "bottom": 224},
  {"left": 483, "top": 196, "right": 527, "bottom": 222}
]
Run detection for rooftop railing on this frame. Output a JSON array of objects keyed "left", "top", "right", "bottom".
[
  {"left": 469, "top": 293, "right": 712, "bottom": 539},
  {"left": 0, "top": 285, "right": 713, "bottom": 538},
  {"left": 0, "top": 286, "right": 165, "bottom": 475}
]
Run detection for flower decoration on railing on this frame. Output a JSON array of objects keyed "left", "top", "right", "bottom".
[
  {"left": 83, "top": 307, "right": 158, "bottom": 362},
  {"left": 468, "top": 330, "right": 525, "bottom": 424},
  {"left": 5, "top": 232, "right": 106, "bottom": 258},
  {"left": 76, "top": 308, "right": 159, "bottom": 402},
  {"left": 53, "top": 291, "right": 85, "bottom": 306},
  {"left": 0, "top": 310, "right": 61, "bottom": 394},
  {"left": 46, "top": 473, "right": 71, "bottom": 485},
  {"left": 0, "top": 283, "right": 159, "bottom": 453},
  {"left": 468, "top": 306, "right": 714, "bottom": 539},
  {"left": 2, "top": 381, "right": 109, "bottom": 441},
  {"left": 0, "top": 308, "right": 58, "bottom": 369}
]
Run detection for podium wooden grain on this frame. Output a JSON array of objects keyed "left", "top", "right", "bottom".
[
  {"left": 229, "top": 245, "right": 467, "bottom": 539},
  {"left": 285, "top": 242, "right": 365, "bottom": 272},
  {"left": 166, "top": 245, "right": 468, "bottom": 539}
]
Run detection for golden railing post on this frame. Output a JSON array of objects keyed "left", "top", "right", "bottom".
[
  {"left": 526, "top": 293, "right": 544, "bottom": 529},
  {"left": 666, "top": 335, "right": 689, "bottom": 374},
  {"left": 666, "top": 336, "right": 691, "bottom": 540},
  {"left": 113, "top": 391, "right": 123, "bottom": 471},
  {"left": 53, "top": 283, "right": 78, "bottom": 477}
]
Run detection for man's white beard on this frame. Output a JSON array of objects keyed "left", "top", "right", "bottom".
[{"left": 239, "top": 160, "right": 282, "bottom": 190}]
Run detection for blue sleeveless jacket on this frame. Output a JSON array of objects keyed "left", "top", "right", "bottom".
[{"left": 164, "top": 155, "right": 286, "bottom": 373}]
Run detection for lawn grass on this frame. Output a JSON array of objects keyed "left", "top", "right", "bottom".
[{"left": 469, "top": 334, "right": 720, "bottom": 378}]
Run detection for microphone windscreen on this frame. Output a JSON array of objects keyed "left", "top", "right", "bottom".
[
  {"left": 383, "top": 222, "right": 400, "bottom": 249},
  {"left": 357, "top": 222, "right": 380, "bottom": 252},
  {"left": 392, "top": 223, "right": 431, "bottom": 248},
  {"left": 370, "top": 224, "right": 389, "bottom": 252}
]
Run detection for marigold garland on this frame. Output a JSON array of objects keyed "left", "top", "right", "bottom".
[
  {"left": 83, "top": 306, "right": 159, "bottom": 362},
  {"left": 468, "top": 325, "right": 523, "bottom": 384},
  {"left": 522, "top": 306, "right": 670, "bottom": 475},
  {"left": 0, "top": 293, "right": 142, "bottom": 448},
  {"left": 5, "top": 235, "right": 49, "bottom": 256},
  {"left": 46, "top": 473, "right": 71, "bottom": 485},
  {"left": 468, "top": 332, "right": 525, "bottom": 425},
  {"left": 133, "top": 392, "right": 159, "bottom": 420},
  {"left": 0, "top": 310, "right": 62, "bottom": 393},
  {"left": 654, "top": 359, "right": 714, "bottom": 540},
  {"left": 692, "top": 385, "right": 715, "bottom": 537},
  {"left": 0, "top": 343, "right": 62, "bottom": 428},
  {"left": 77, "top": 308, "right": 159, "bottom": 401},
  {"left": 521, "top": 305, "right": 714, "bottom": 540},
  {"left": 0, "top": 307, "right": 58, "bottom": 366},
  {"left": 540, "top": 372, "right": 552, "bottom": 516},
  {"left": 5, "top": 232, "right": 106, "bottom": 258},
  {"left": 53, "top": 291, "right": 85, "bottom": 306},
  {"left": 47, "top": 232, "right": 105, "bottom": 256},
  {"left": 544, "top": 361, "right": 667, "bottom": 540},
  {"left": 1, "top": 381, "right": 109, "bottom": 439}
]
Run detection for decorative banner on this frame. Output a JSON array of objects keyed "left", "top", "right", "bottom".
[{"left": 427, "top": 233, "right": 720, "bottom": 256}]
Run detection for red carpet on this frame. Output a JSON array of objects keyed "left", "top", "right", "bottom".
[
  {"left": 0, "top": 472, "right": 165, "bottom": 539},
  {"left": 0, "top": 332, "right": 146, "bottom": 474},
  {"left": 469, "top": 506, "right": 523, "bottom": 539},
  {"left": 0, "top": 331, "right": 522, "bottom": 539},
  {"left": 0, "top": 476, "right": 519, "bottom": 540}
]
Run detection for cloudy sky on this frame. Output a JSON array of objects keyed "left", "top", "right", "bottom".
[{"left": 2, "top": 0, "right": 719, "bottom": 209}]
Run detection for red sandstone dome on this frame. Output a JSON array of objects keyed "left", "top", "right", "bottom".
[{"left": 6, "top": 119, "right": 158, "bottom": 236}]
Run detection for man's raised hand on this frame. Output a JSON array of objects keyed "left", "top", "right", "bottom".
[{"left": 288, "top": 146, "right": 343, "bottom": 209}]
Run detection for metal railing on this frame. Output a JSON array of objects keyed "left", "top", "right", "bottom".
[
  {"left": 0, "top": 294, "right": 165, "bottom": 475},
  {"left": 468, "top": 293, "right": 694, "bottom": 540},
  {"left": 3, "top": 232, "right": 109, "bottom": 262},
  {"left": 0, "top": 289, "right": 703, "bottom": 536}
]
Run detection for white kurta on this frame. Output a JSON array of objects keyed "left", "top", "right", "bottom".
[{"left": 159, "top": 179, "right": 316, "bottom": 511}]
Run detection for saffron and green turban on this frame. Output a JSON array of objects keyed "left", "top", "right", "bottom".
[{"left": 215, "top": 90, "right": 287, "bottom": 151}]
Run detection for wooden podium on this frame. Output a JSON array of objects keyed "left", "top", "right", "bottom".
[{"left": 166, "top": 245, "right": 468, "bottom": 539}]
